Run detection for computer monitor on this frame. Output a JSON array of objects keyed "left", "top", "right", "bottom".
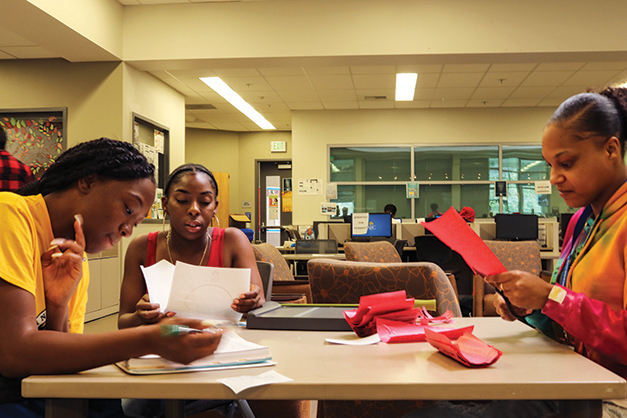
[
  {"left": 351, "top": 213, "right": 393, "bottom": 239},
  {"left": 495, "top": 214, "right": 539, "bottom": 241}
]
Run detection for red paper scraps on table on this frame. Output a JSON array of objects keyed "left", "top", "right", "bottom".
[
  {"left": 419, "top": 306, "right": 454, "bottom": 325},
  {"left": 424, "top": 327, "right": 503, "bottom": 367},
  {"left": 343, "top": 291, "right": 420, "bottom": 337},
  {"left": 421, "top": 207, "right": 506, "bottom": 277},
  {"left": 376, "top": 318, "right": 474, "bottom": 343}
]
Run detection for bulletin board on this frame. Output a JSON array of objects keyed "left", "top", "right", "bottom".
[
  {"left": 0, "top": 108, "right": 67, "bottom": 178},
  {"left": 133, "top": 113, "right": 169, "bottom": 220}
]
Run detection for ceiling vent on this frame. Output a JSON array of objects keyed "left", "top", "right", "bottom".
[
  {"left": 185, "top": 104, "right": 217, "bottom": 110},
  {"left": 364, "top": 96, "right": 388, "bottom": 101}
]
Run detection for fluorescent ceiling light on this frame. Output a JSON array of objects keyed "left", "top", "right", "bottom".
[
  {"left": 395, "top": 73, "right": 418, "bottom": 101},
  {"left": 199, "top": 77, "right": 276, "bottom": 130}
]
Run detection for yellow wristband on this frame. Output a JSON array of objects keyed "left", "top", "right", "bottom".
[{"left": 548, "top": 286, "right": 567, "bottom": 304}]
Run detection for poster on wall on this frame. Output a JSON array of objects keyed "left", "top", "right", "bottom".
[
  {"left": 406, "top": 182, "right": 419, "bottom": 198},
  {"left": 298, "top": 178, "right": 322, "bottom": 195},
  {"left": 326, "top": 183, "right": 337, "bottom": 200},
  {"left": 266, "top": 175, "right": 281, "bottom": 227},
  {"left": 0, "top": 109, "right": 66, "bottom": 179},
  {"left": 282, "top": 178, "right": 292, "bottom": 212}
]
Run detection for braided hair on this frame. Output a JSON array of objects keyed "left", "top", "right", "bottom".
[
  {"left": 164, "top": 163, "right": 218, "bottom": 198},
  {"left": 17, "top": 138, "right": 155, "bottom": 196},
  {"left": 547, "top": 86, "right": 627, "bottom": 157}
]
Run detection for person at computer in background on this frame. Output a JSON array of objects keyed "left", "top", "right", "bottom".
[
  {"left": 427, "top": 202, "right": 442, "bottom": 218},
  {"left": 486, "top": 87, "right": 627, "bottom": 385},
  {"left": 0, "top": 139, "right": 221, "bottom": 418},
  {"left": 384, "top": 203, "right": 397, "bottom": 218},
  {"left": 119, "top": 163, "right": 264, "bottom": 330},
  {"left": 0, "top": 126, "right": 35, "bottom": 192}
]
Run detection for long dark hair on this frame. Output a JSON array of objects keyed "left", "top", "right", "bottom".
[
  {"left": 17, "top": 138, "right": 155, "bottom": 196},
  {"left": 547, "top": 87, "right": 627, "bottom": 157}
]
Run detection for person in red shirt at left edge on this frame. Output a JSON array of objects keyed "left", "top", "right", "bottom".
[{"left": 0, "top": 127, "right": 35, "bottom": 192}]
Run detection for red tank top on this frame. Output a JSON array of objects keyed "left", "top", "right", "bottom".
[{"left": 146, "top": 228, "right": 225, "bottom": 267}]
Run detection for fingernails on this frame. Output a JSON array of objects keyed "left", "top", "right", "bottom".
[
  {"left": 50, "top": 238, "right": 65, "bottom": 246},
  {"left": 51, "top": 253, "right": 63, "bottom": 258},
  {"left": 74, "top": 214, "right": 83, "bottom": 225},
  {"left": 47, "top": 245, "right": 59, "bottom": 252}
]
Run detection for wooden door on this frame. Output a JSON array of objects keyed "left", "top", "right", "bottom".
[{"left": 212, "top": 172, "right": 229, "bottom": 229}]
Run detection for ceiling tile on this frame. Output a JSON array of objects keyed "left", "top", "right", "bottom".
[
  {"left": 537, "top": 98, "right": 565, "bottom": 107},
  {"left": 580, "top": 62, "right": 627, "bottom": 71},
  {"left": 220, "top": 76, "right": 274, "bottom": 91},
  {"left": 546, "top": 85, "right": 590, "bottom": 99},
  {"left": 433, "top": 87, "right": 476, "bottom": 100},
  {"left": 353, "top": 74, "right": 395, "bottom": 89},
  {"left": 394, "top": 101, "right": 431, "bottom": 108},
  {"left": 239, "top": 90, "right": 283, "bottom": 103},
  {"left": 416, "top": 73, "right": 440, "bottom": 88},
  {"left": 471, "top": 87, "right": 515, "bottom": 100},
  {"left": 535, "top": 62, "right": 585, "bottom": 71},
  {"left": 355, "top": 89, "right": 394, "bottom": 100},
  {"left": 480, "top": 71, "right": 529, "bottom": 87},
  {"left": 278, "top": 89, "right": 319, "bottom": 102},
  {"left": 430, "top": 99, "right": 469, "bottom": 108},
  {"left": 211, "top": 121, "right": 251, "bottom": 131},
  {"left": 252, "top": 102, "right": 290, "bottom": 113},
  {"left": 212, "top": 68, "right": 262, "bottom": 77},
  {"left": 316, "top": 89, "right": 358, "bottom": 101},
  {"left": 521, "top": 71, "right": 576, "bottom": 87},
  {"left": 266, "top": 75, "right": 313, "bottom": 91},
  {"left": 307, "top": 74, "right": 354, "bottom": 90},
  {"left": 286, "top": 102, "right": 324, "bottom": 110},
  {"left": 303, "top": 66, "right": 351, "bottom": 75},
  {"left": 562, "top": 70, "right": 622, "bottom": 86},
  {"left": 466, "top": 99, "right": 505, "bottom": 107},
  {"left": 437, "top": 72, "right": 484, "bottom": 88},
  {"left": 502, "top": 98, "right": 542, "bottom": 107},
  {"left": 488, "top": 63, "right": 538, "bottom": 72},
  {"left": 509, "top": 86, "right": 555, "bottom": 99},
  {"left": 414, "top": 88, "right": 436, "bottom": 100}
]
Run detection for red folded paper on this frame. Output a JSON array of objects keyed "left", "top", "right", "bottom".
[
  {"left": 418, "top": 306, "right": 454, "bottom": 325},
  {"left": 343, "top": 291, "right": 420, "bottom": 337},
  {"left": 424, "top": 327, "right": 502, "bottom": 367},
  {"left": 421, "top": 207, "right": 506, "bottom": 277},
  {"left": 376, "top": 318, "right": 474, "bottom": 343}
]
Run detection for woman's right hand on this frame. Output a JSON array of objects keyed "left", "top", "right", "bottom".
[
  {"left": 493, "top": 292, "right": 532, "bottom": 322},
  {"left": 152, "top": 317, "right": 222, "bottom": 364},
  {"left": 135, "top": 294, "right": 173, "bottom": 325}
]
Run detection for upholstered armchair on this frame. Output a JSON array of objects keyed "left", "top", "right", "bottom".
[
  {"left": 343, "top": 240, "right": 402, "bottom": 263},
  {"left": 472, "top": 240, "right": 543, "bottom": 317},
  {"left": 252, "top": 243, "right": 312, "bottom": 303},
  {"left": 307, "top": 258, "right": 461, "bottom": 418}
]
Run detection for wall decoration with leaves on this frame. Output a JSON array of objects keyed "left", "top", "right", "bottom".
[{"left": 0, "top": 109, "right": 67, "bottom": 179}]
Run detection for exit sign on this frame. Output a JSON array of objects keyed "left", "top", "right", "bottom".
[{"left": 271, "top": 141, "right": 287, "bottom": 152}]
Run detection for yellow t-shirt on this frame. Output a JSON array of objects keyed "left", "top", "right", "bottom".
[{"left": 0, "top": 192, "right": 89, "bottom": 333}]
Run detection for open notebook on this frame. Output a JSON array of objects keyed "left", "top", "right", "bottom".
[{"left": 116, "top": 331, "right": 273, "bottom": 375}]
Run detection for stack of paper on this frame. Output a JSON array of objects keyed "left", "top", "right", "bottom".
[
  {"left": 141, "top": 260, "right": 251, "bottom": 322},
  {"left": 117, "top": 331, "right": 273, "bottom": 375},
  {"left": 343, "top": 291, "right": 420, "bottom": 337},
  {"left": 424, "top": 327, "right": 502, "bottom": 367}
]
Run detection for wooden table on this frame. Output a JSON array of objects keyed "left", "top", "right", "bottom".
[{"left": 22, "top": 318, "right": 625, "bottom": 418}]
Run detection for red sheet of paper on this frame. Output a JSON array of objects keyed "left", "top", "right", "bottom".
[
  {"left": 343, "top": 291, "right": 420, "bottom": 337},
  {"left": 421, "top": 207, "right": 506, "bottom": 277},
  {"left": 376, "top": 318, "right": 474, "bottom": 343},
  {"left": 424, "top": 327, "right": 502, "bottom": 367}
]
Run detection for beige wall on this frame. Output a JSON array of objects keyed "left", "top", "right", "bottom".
[
  {"left": 185, "top": 129, "right": 292, "bottom": 225},
  {"left": 291, "top": 107, "right": 556, "bottom": 224}
]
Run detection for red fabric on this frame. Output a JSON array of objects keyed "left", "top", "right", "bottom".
[
  {"left": 0, "top": 149, "right": 35, "bottom": 192},
  {"left": 145, "top": 228, "right": 224, "bottom": 268},
  {"left": 425, "top": 327, "right": 502, "bottom": 367},
  {"left": 421, "top": 207, "right": 506, "bottom": 277}
]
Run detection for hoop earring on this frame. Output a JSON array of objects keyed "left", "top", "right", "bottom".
[{"left": 212, "top": 214, "right": 220, "bottom": 228}]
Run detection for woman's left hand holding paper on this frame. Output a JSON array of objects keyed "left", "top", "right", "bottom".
[{"left": 41, "top": 214, "right": 86, "bottom": 330}]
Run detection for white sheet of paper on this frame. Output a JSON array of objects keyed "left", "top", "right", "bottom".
[
  {"left": 325, "top": 334, "right": 381, "bottom": 345},
  {"left": 352, "top": 213, "right": 369, "bottom": 235},
  {"left": 165, "top": 261, "right": 250, "bottom": 322},
  {"left": 217, "top": 370, "right": 293, "bottom": 394},
  {"left": 141, "top": 260, "right": 176, "bottom": 312}
]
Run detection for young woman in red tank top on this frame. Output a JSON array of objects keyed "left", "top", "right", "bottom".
[{"left": 118, "top": 163, "right": 265, "bottom": 329}]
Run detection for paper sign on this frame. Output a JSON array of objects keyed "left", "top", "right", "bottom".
[
  {"left": 321, "top": 202, "right": 338, "bottom": 215},
  {"left": 406, "top": 182, "right": 419, "bottom": 198},
  {"left": 535, "top": 180, "right": 551, "bottom": 194},
  {"left": 326, "top": 183, "right": 337, "bottom": 200},
  {"left": 351, "top": 213, "right": 369, "bottom": 235}
]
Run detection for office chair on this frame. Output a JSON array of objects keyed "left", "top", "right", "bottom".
[{"left": 344, "top": 240, "right": 402, "bottom": 263}]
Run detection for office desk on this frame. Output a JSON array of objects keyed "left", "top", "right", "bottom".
[{"left": 22, "top": 318, "right": 625, "bottom": 418}]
